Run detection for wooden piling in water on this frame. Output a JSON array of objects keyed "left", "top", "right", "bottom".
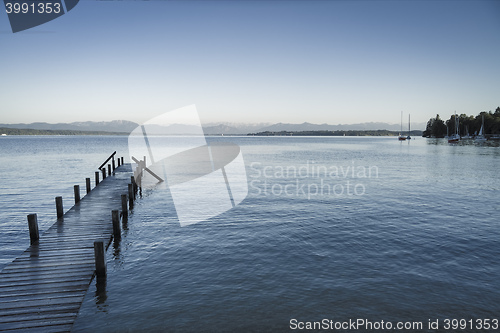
[
  {"left": 86, "top": 177, "right": 91, "bottom": 194},
  {"left": 95, "top": 171, "right": 100, "bottom": 185},
  {"left": 74, "top": 185, "right": 80, "bottom": 204},
  {"left": 27, "top": 213, "right": 39, "bottom": 245},
  {"left": 55, "top": 196, "right": 63, "bottom": 218},
  {"left": 112, "top": 210, "right": 121, "bottom": 240},
  {"left": 102, "top": 168, "right": 106, "bottom": 179},
  {"left": 131, "top": 176, "right": 137, "bottom": 195},
  {"left": 121, "top": 157, "right": 124, "bottom": 165},
  {"left": 94, "top": 241, "right": 106, "bottom": 279},
  {"left": 121, "top": 194, "right": 128, "bottom": 214},
  {"left": 128, "top": 183, "right": 134, "bottom": 209},
  {"left": 112, "top": 157, "right": 116, "bottom": 171},
  {"left": 108, "top": 164, "right": 112, "bottom": 176}
]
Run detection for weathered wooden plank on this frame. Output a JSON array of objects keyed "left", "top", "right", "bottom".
[
  {"left": 0, "top": 291, "right": 84, "bottom": 303},
  {"left": 14, "top": 253, "right": 93, "bottom": 262},
  {"left": 0, "top": 273, "right": 90, "bottom": 286},
  {"left": 0, "top": 267, "right": 90, "bottom": 278},
  {"left": 0, "top": 296, "right": 84, "bottom": 311},
  {"left": 0, "top": 281, "right": 90, "bottom": 294},
  {"left": 18, "top": 243, "right": 104, "bottom": 251},
  {"left": 0, "top": 277, "right": 90, "bottom": 289},
  {"left": 0, "top": 277, "right": 91, "bottom": 289},
  {"left": 13, "top": 254, "right": 94, "bottom": 262},
  {"left": 0, "top": 304, "right": 80, "bottom": 318},
  {"left": 0, "top": 266, "right": 90, "bottom": 277},
  {"left": 1, "top": 263, "right": 94, "bottom": 274},
  {"left": 43, "top": 228, "right": 111, "bottom": 232},
  {"left": 0, "top": 287, "right": 88, "bottom": 299},
  {"left": 20, "top": 247, "right": 94, "bottom": 254},
  {"left": 0, "top": 312, "right": 77, "bottom": 325},
  {"left": 7, "top": 260, "right": 95, "bottom": 270},
  {"left": 0, "top": 316, "right": 76, "bottom": 331}
]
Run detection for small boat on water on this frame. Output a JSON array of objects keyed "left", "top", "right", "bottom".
[
  {"left": 448, "top": 134, "right": 460, "bottom": 143},
  {"left": 462, "top": 126, "right": 472, "bottom": 140},
  {"left": 398, "top": 111, "right": 406, "bottom": 141},
  {"left": 406, "top": 114, "right": 412, "bottom": 140},
  {"left": 448, "top": 113, "right": 460, "bottom": 143}
]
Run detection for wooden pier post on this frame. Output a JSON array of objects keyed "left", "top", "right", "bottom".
[
  {"left": 121, "top": 194, "right": 128, "bottom": 214},
  {"left": 102, "top": 168, "right": 106, "bottom": 179},
  {"left": 27, "top": 214, "right": 39, "bottom": 245},
  {"left": 74, "top": 185, "right": 80, "bottom": 204},
  {"left": 121, "top": 157, "right": 124, "bottom": 165},
  {"left": 128, "top": 184, "right": 134, "bottom": 209},
  {"left": 107, "top": 164, "right": 111, "bottom": 176},
  {"left": 117, "top": 158, "right": 121, "bottom": 167},
  {"left": 94, "top": 241, "right": 106, "bottom": 279},
  {"left": 112, "top": 157, "right": 116, "bottom": 171},
  {"left": 55, "top": 196, "right": 63, "bottom": 218},
  {"left": 95, "top": 171, "right": 100, "bottom": 186},
  {"left": 112, "top": 210, "right": 121, "bottom": 240},
  {"left": 86, "top": 178, "right": 91, "bottom": 194},
  {"left": 131, "top": 176, "right": 137, "bottom": 195}
]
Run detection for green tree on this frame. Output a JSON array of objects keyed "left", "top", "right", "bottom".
[
  {"left": 423, "top": 114, "right": 446, "bottom": 138},
  {"left": 423, "top": 107, "right": 500, "bottom": 138}
]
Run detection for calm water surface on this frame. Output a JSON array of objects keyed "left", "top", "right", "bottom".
[{"left": 1, "top": 136, "right": 499, "bottom": 332}]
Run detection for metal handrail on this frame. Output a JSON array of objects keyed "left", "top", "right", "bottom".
[{"left": 98, "top": 151, "right": 116, "bottom": 170}]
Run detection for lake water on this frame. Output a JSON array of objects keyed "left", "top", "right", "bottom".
[{"left": 1, "top": 136, "right": 499, "bottom": 332}]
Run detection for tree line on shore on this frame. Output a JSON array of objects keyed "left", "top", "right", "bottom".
[{"left": 422, "top": 107, "right": 500, "bottom": 138}]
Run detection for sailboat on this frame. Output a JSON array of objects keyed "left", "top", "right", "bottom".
[
  {"left": 462, "top": 126, "right": 472, "bottom": 140},
  {"left": 398, "top": 111, "right": 407, "bottom": 141},
  {"left": 475, "top": 115, "right": 487, "bottom": 142},
  {"left": 448, "top": 113, "right": 460, "bottom": 143},
  {"left": 406, "top": 114, "right": 412, "bottom": 140}
]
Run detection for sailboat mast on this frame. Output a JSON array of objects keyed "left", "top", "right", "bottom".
[
  {"left": 454, "top": 113, "right": 457, "bottom": 135},
  {"left": 400, "top": 111, "right": 403, "bottom": 133}
]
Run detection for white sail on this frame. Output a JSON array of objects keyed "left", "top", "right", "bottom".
[
  {"left": 448, "top": 113, "right": 460, "bottom": 143},
  {"left": 476, "top": 115, "right": 486, "bottom": 141}
]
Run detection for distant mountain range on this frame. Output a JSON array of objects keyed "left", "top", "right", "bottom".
[
  {"left": 247, "top": 121, "right": 425, "bottom": 134},
  {"left": 0, "top": 120, "right": 425, "bottom": 135},
  {"left": 0, "top": 120, "right": 138, "bottom": 133}
]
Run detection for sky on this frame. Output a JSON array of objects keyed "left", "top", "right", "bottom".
[{"left": 0, "top": 0, "right": 499, "bottom": 127}]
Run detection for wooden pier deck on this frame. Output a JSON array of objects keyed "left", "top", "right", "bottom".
[{"left": 0, "top": 162, "right": 133, "bottom": 332}]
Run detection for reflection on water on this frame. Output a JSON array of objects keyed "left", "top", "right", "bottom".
[
  {"left": 95, "top": 279, "right": 108, "bottom": 308},
  {"left": 425, "top": 137, "right": 500, "bottom": 147}
]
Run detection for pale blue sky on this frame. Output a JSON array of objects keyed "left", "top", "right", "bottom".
[{"left": 0, "top": 0, "right": 499, "bottom": 126}]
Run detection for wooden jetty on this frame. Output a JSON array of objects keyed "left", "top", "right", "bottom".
[{"left": 0, "top": 154, "right": 136, "bottom": 332}]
